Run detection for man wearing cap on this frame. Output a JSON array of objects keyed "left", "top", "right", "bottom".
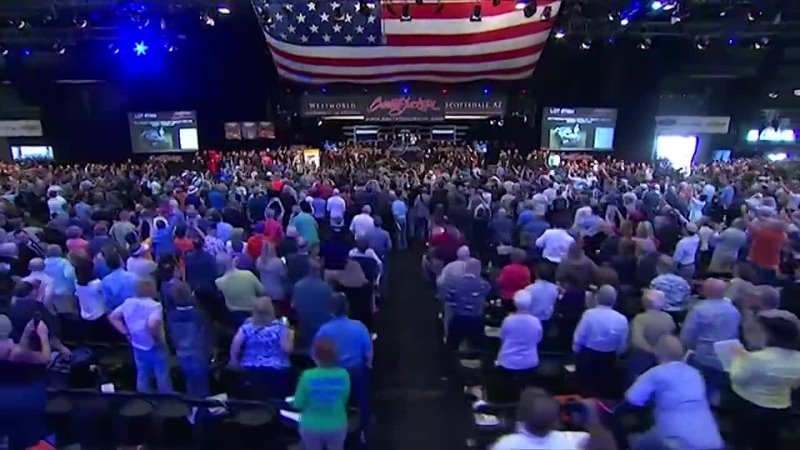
[{"left": 673, "top": 222, "right": 700, "bottom": 280}]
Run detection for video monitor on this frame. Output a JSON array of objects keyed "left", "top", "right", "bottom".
[
  {"left": 542, "top": 107, "right": 617, "bottom": 151},
  {"left": 11, "top": 145, "right": 53, "bottom": 160},
  {"left": 128, "top": 111, "right": 199, "bottom": 154}
]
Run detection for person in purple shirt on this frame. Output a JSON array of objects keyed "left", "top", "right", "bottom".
[{"left": 493, "top": 290, "right": 543, "bottom": 402}]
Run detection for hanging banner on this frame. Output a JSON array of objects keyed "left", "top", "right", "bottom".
[
  {"left": 301, "top": 93, "right": 505, "bottom": 120},
  {"left": 0, "top": 120, "right": 43, "bottom": 137},
  {"left": 654, "top": 116, "right": 731, "bottom": 135}
]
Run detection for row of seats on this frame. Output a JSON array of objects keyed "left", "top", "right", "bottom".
[{"left": 45, "top": 389, "right": 362, "bottom": 450}]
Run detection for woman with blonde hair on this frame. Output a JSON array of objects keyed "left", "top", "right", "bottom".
[
  {"left": 229, "top": 297, "right": 294, "bottom": 399},
  {"left": 633, "top": 221, "right": 657, "bottom": 254}
]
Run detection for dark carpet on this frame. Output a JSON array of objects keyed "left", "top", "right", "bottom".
[{"left": 371, "top": 249, "right": 473, "bottom": 450}]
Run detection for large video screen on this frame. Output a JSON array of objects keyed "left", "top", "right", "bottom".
[
  {"left": 128, "top": 111, "right": 199, "bottom": 154},
  {"left": 745, "top": 109, "right": 798, "bottom": 145},
  {"left": 542, "top": 107, "right": 617, "bottom": 151}
]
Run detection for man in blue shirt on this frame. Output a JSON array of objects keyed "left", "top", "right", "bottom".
[
  {"left": 390, "top": 193, "right": 409, "bottom": 251},
  {"left": 101, "top": 252, "right": 138, "bottom": 310},
  {"left": 624, "top": 335, "right": 723, "bottom": 450},
  {"left": 316, "top": 293, "right": 373, "bottom": 434},
  {"left": 680, "top": 278, "right": 740, "bottom": 404},
  {"left": 292, "top": 261, "right": 334, "bottom": 346}
]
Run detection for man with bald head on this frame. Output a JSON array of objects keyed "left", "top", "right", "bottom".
[
  {"left": 624, "top": 335, "right": 723, "bottom": 450},
  {"left": 681, "top": 278, "right": 740, "bottom": 403},
  {"left": 573, "top": 285, "right": 629, "bottom": 398}
]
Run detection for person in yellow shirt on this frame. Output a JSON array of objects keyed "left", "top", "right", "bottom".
[{"left": 730, "top": 316, "right": 800, "bottom": 450}]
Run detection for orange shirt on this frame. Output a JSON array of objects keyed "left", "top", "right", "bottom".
[{"left": 748, "top": 226, "right": 786, "bottom": 269}]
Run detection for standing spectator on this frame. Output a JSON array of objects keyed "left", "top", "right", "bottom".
[
  {"left": 626, "top": 290, "right": 676, "bottom": 385},
  {"left": 22, "top": 259, "right": 54, "bottom": 308},
  {"left": 649, "top": 256, "right": 692, "bottom": 312},
  {"left": 229, "top": 297, "right": 294, "bottom": 400},
  {"left": 184, "top": 239, "right": 218, "bottom": 293},
  {"left": 316, "top": 293, "right": 373, "bottom": 433},
  {"left": 743, "top": 205, "right": 786, "bottom": 285},
  {"left": 708, "top": 219, "right": 747, "bottom": 275},
  {"left": 291, "top": 202, "right": 320, "bottom": 248},
  {"left": 331, "top": 260, "right": 373, "bottom": 331},
  {"left": 573, "top": 285, "right": 629, "bottom": 398},
  {"left": 108, "top": 279, "right": 173, "bottom": 393},
  {"left": 109, "top": 211, "right": 136, "bottom": 247},
  {"left": 126, "top": 244, "right": 157, "bottom": 280},
  {"left": 681, "top": 278, "right": 741, "bottom": 404},
  {"left": 73, "top": 257, "right": 114, "bottom": 341},
  {"left": 535, "top": 218, "right": 575, "bottom": 265},
  {"left": 525, "top": 262, "right": 560, "bottom": 322},
  {"left": 730, "top": 316, "right": 800, "bottom": 450},
  {"left": 292, "top": 337, "right": 351, "bottom": 450},
  {"left": 391, "top": 192, "right": 408, "bottom": 251},
  {"left": 556, "top": 241, "right": 598, "bottom": 290},
  {"left": 166, "top": 282, "right": 211, "bottom": 398},
  {"left": 100, "top": 251, "right": 138, "bottom": 310},
  {"left": 673, "top": 223, "right": 700, "bottom": 280},
  {"left": 494, "top": 290, "right": 544, "bottom": 402},
  {"left": 443, "top": 258, "right": 490, "bottom": 351},
  {"left": 350, "top": 205, "right": 375, "bottom": 238},
  {"left": 293, "top": 261, "right": 334, "bottom": 346},
  {"left": 215, "top": 253, "right": 264, "bottom": 327},
  {"left": 326, "top": 189, "right": 347, "bottom": 225},
  {"left": 43, "top": 245, "right": 76, "bottom": 313},
  {"left": 496, "top": 249, "right": 531, "bottom": 303},
  {"left": 256, "top": 242, "right": 289, "bottom": 304}
]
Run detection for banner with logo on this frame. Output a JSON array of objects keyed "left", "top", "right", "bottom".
[
  {"left": 302, "top": 94, "right": 505, "bottom": 121},
  {"left": 654, "top": 116, "right": 731, "bottom": 135},
  {"left": 0, "top": 120, "right": 43, "bottom": 137}
]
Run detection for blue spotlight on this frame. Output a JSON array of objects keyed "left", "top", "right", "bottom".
[
  {"left": 482, "top": 87, "right": 490, "bottom": 95},
  {"left": 321, "top": 87, "right": 328, "bottom": 94},
  {"left": 21, "top": 49, "right": 31, "bottom": 56},
  {"left": 133, "top": 41, "right": 148, "bottom": 56},
  {"left": 620, "top": 17, "right": 630, "bottom": 26},
  {"left": 217, "top": 5, "right": 231, "bottom": 15},
  {"left": 401, "top": 86, "right": 410, "bottom": 95},
  {"left": 650, "top": 1, "right": 663, "bottom": 11}
]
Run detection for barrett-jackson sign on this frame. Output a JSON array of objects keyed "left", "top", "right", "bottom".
[{"left": 302, "top": 94, "right": 505, "bottom": 121}]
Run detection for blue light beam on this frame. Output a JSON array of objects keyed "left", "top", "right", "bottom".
[{"left": 133, "top": 41, "right": 148, "bottom": 56}]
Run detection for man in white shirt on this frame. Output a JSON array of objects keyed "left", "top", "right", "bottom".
[
  {"left": 46, "top": 190, "right": 67, "bottom": 218},
  {"left": 673, "top": 223, "right": 700, "bottom": 280},
  {"left": 573, "top": 285, "right": 629, "bottom": 398},
  {"left": 326, "top": 188, "right": 346, "bottom": 223},
  {"left": 108, "top": 279, "right": 173, "bottom": 393},
  {"left": 23, "top": 258, "right": 55, "bottom": 308},
  {"left": 126, "top": 244, "right": 158, "bottom": 280},
  {"left": 350, "top": 205, "right": 375, "bottom": 238},
  {"left": 535, "top": 226, "right": 575, "bottom": 264}
]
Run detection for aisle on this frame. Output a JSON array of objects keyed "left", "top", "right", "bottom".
[{"left": 370, "top": 250, "right": 473, "bottom": 450}]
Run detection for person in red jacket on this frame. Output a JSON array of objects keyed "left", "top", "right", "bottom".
[{"left": 497, "top": 249, "right": 531, "bottom": 304}]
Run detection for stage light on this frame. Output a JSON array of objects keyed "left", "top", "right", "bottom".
[
  {"left": 73, "top": 18, "right": 88, "bottom": 29},
  {"left": 580, "top": 39, "right": 591, "bottom": 50},
  {"left": 0, "top": 46, "right": 7, "bottom": 56},
  {"left": 482, "top": 87, "right": 490, "bottom": 95},
  {"left": 165, "top": 42, "right": 178, "bottom": 52},
  {"left": 637, "top": 37, "right": 651, "bottom": 50},
  {"left": 670, "top": 15, "right": 681, "bottom": 25},
  {"left": 794, "top": 89, "right": 800, "bottom": 97},
  {"left": 14, "top": 20, "right": 27, "bottom": 30},
  {"left": 768, "top": 92, "right": 779, "bottom": 99},
  {"left": 662, "top": 1, "right": 676, "bottom": 11},
  {"left": 202, "top": 12, "right": 215, "bottom": 26},
  {"left": 620, "top": 17, "right": 630, "bottom": 26},
  {"left": 650, "top": 1, "right": 663, "bottom": 11},
  {"left": 695, "top": 36, "right": 709, "bottom": 50},
  {"left": 321, "top": 87, "right": 328, "bottom": 93},
  {"left": 441, "top": 88, "right": 448, "bottom": 94},
  {"left": 217, "top": 5, "right": 231, "bottom": 15},
  {"left": 52, "top": 42, "right": 66, "bottom": 55},
  {"left": 133, "top": 41, "right": 148, "bottom": 56},
  {"left": 108, "top": 43, "right": 120, "bottom": 55},
  {"left": 21, "top": 49, "right": 31, "bottom": 56},
  {"left": 747, "top": 11, "right": 756, "bottom": 22},
  {"left": 754, "top": 37, "right": 769, "bottom": 50},
  {"left": 607, "top": 13, "right": 616, "bottom": 21},
  {"left": 554, "top": 29, "right": 566, "bottom": 39},
  {"left": 401, "top": 86, "right": 410, "bottom": 95},
  {"left": 470, "top": 4, "right": 482, "bottom": 22},
  {"left": 541, "top": 5, "right": 552, "bottom": 20},
  {"left": 728, "top": 37, "right": 736, "bottom": 46},
  {"left": 400, "top": 4, "right": 411, "bottom": 21}
]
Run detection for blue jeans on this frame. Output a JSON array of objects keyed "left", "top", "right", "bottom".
[
  {"left": 133, "top": 346, "right": 174, "bottom": 394},
  {"left": 178, "top": 354, "right": 210, "bottom": 398},
  {"left": 347, "top": 366, "right": 370, "bottom": 431},
  {"left": 394, "top": 216, "right": 408, "bottom": 250},
  {"left": 299, "top": 427, "right": 347, "bottom": 450}
]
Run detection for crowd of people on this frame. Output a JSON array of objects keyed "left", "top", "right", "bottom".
[{"left": 0, "top": 144, "right": 799, "bottom": 450}]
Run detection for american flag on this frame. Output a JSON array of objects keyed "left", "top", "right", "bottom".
[{"left": 257, "top": 0, "right": 561, "bottom": 84}]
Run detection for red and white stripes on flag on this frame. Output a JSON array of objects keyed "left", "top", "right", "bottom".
[{"left": 262, "top": 0, "right": 561, "bottom": 84}]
